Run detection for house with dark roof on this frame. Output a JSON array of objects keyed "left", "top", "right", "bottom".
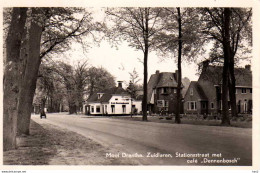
[
  {"left": 147, "top": 70, "right": 183, "bottom": 115},
  {"left": 184, "top": 62, "right": 252, "bottom": 115},
  {"left": 85, "top": 81, "right": 142, "bottom": 115}
]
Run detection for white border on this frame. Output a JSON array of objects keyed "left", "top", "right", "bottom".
[{"left": 1, "top": 0, "right": 259, "bottom": 171}]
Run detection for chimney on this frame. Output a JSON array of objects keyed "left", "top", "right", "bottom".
[
  {"left": 156, "top": 70, "right": 160, "bottom": 75},
  {"left": 202, "top": 60, "right": 210, "bottom": 68},
  {"left": 245, "top": 65, "right": 251, "bottom": 71},
  {"left": 117, "top": 81, "right": 123, "bottom": 88}
]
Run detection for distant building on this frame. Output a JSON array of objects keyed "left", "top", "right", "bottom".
[
  {"left": 147, "top": 70, "right": 183, "bottom": 115},
  {"left": 85, "top": 81, "right": 142, "bottom": 115},
  {"left": 184, "top": 62, "right": 252, "bottom": 115}
]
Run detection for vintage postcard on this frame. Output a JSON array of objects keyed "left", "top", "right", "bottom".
[{"left": 0, "top": 0, "right": 259, "bottom": 172}]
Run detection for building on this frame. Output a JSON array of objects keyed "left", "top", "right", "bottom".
[
  {"left": 85, "top": 81, "right": 142, "bottom": 115},
  {"left": 184, "top": 62, "right": 252, "bottom": 115},
  {"left": 147, "top": 70, "right": 183, "bottom": 115}
]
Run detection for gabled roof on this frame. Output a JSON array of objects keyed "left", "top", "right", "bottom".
[
  {"left": 147, "top": 74, "right": 159, "bottom": 103},
  {"left": 147, "top": 71, "right": 181, "bottom": 103},
  {"left": 157, "top": 72, "right": 178, "bottom": 88},
  {"left": 188, "top": 81, "right": 208, "bottom": 100},
  {"left": 199, "top": 65, "right": 252, "bottom": 87},
  {"left": 87, "top": 87, "right": 129, "bottom": 103}
]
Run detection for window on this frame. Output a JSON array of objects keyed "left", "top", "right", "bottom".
[
  {"left": 115, "top": 98, "right": 118, "bottom": 101},
  {"left": 188, "top": 101, "right": 196, "bottom": 110},
  {"left": 91, "top": 106, "right": 94, "bottom": 113},
  {"left": 164, "top": 100, "right": 169, "bottom": 107},
  {"left": 122, "top": 105, "right": 126, "bottom": 113},
  {"left": 211, "top": 102, "right": 214, "bottom": 109},
  {"left": 97, "top": 93, "right": 103, "bottom": 99},
  {"left": 157, "top": 100, "right": 164, "bottom": 107},
  {"left": 244, "top": 101, "right": 248, "bottom": 113},
  {"left": 242, "top": 88, "right": 247, "bottom": 94},
  {"left": 96, "top": 106, "right": 100, "bottom": 113},
  {"left": 250, "top": 88, "right": 252, "bottom": 93},
  {"left": 190, "top": 88, "right": 193, "bottom": 96},
  {"left": 111, "top": 105, "right": 115, "bottom": 113},
  {"left": 174, "top": 88, "right": 177, "bottom": 93},
  {"left": 161, "top": 88, "right": 168, "bottom": 94}
]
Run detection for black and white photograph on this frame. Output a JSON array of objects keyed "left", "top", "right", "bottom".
[{"left": 1, "top": 0, "right": 260, "bottom": 171}]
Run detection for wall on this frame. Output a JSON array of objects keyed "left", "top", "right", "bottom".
[
  {"left": 106, "top": 95, "right": 132, "bottom": 114},
  {"left": 235, "top": 87, "right": 252, "bottom": 113},
  {"left": 153, "top": 87, "right": 179, "bottom": 114},
  {"left": 198, "top": 80, "right": 218, "bottom": 114},
  {"left": 132, "top": 100, "right": 142, "bottom": 114}
]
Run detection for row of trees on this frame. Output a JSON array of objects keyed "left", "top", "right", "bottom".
[
  {"left": 34, "top": 60, "right": 116, "bottom": 114},
  {"left": 3, "top": 7, "right": 252, "bottom": 151}
]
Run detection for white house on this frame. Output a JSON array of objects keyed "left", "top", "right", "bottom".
[{"left": 85, "top": 81, "right": 142, "bottom": 115}]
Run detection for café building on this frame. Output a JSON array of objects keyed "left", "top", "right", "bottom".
[{"left": 85, "top": 81, "right": 142, "bottom": 115}]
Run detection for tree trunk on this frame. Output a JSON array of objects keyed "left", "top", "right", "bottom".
[
  {"left": 17, "top": 13, "right": 43, "bottom": 136},
  {"left": 142, "top": 8, "right": 149, "bottom": 121},
  {"left": 221, "top": 8, "right": 231, "bottom": 126},
  {"left": 69, "top": 103, "right": 77, "bottom": 114},
  {"left": 3, "top": 8, "right": 28, "bottom": 151},
  {"left": 228, "top": 53, "right": 237, "bottom": 117},
  {"left": 142, "top": 47, "right": 148, "bottom": 121},
  {"left": 175, "top": 7, "right": 182, "bottom": 124}
]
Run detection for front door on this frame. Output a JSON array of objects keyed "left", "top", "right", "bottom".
[{"left": 201, "top": 101, "right": 208, "bottom": 114}]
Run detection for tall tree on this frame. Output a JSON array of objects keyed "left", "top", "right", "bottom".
[
  {"left": 12, "top": 7, "right": 99, "bottom": 135},
  {"left": 201, "top": 8, "right": 252, "bottom": 123},
  {"left": 16, "top": 8, "right": 46, "bottom": 135},
  {"left": 126, "top": 68, "right": 141, "bottom": 99},
  {"left": 221, "top": 8, "right": 232, "bottom": 125},
  {"left": 106, "top": 8, "right": 165, "bottom": 121},
  {"left": 3, "top": 8, "right": 28, "bottom": 151},
  {"left": 74, "top": 60, "right": 89, "bottom": 112},
  {"left": 176, "top": 7, "right": 182, "bottom": 124},
  {"left": 155, "top": 8, "right": 205, "bottom": 123}
]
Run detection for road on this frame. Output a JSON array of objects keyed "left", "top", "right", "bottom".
[{"left": 32, "top": 113, "right": 252, "bottom": 166}]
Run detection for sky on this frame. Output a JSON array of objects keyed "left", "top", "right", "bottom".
[{"left": 62, "top": 40, "right": 200, "bottom": 86}]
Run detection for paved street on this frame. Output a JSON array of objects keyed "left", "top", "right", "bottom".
[{"left": 32, "top": 113, "right": 252, "bottom": 165}]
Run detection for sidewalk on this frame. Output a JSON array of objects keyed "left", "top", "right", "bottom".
[{"left": 3, "top": 120, "right": 138, "bottom": 165}]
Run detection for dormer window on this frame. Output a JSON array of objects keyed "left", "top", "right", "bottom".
[
  {"left": 97, "top": 93, "right": 104, "bottom": 99},
  {"left": 161, "top": 87, "right": 168, "bottom": 94},
  {"left": 190, "top": 88, "right": 193, "bottom": 96}
]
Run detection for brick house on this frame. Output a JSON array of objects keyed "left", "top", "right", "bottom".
[
  {"left": 184, "top": 62, "right": 252, "bottom": 115},
  {"left": 147, "top": 70, "right": 183, "bottom": 115}
]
